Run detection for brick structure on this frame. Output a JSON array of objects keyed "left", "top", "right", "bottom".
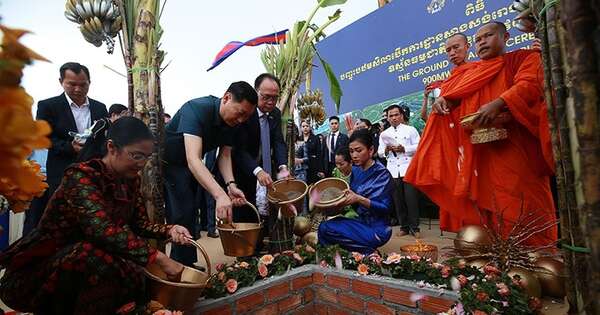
[{"left": 196, "top": 265, "right": 458, "bottom": 315}]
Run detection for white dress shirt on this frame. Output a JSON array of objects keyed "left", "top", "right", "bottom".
[
  {"left": 65, "top": 93, "right": 91, "bottom": 134},
  {"left": 252, "top": 108, "right": 286, "bottom": 177},
  {"left": 378, "top": 124, "right": 420, "bottom": 178}
]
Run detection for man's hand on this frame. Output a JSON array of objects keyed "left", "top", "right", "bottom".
[
  {"left": 215, "top": 194, "right": 233, "bottom": 222},
  {"left": 432, "top": 97, "right": 451, "bottom": 115},
  {"left": 256, "top": 170, "right": 273, "bottom": 187},
  {"left": 475, "top": 98, "right": 505, "bottom": 126},
  {"left": 168, "top": 225, "right": 193, "bottom": 245},
  {"left": 391, "top": 145, "right": 405, "bottom": 153},
  {"left": 72, "top": 140, "right": 83, "bottom": 153},
  {"left": 227, "top": 184, "right": 246, "bottom": 207}
]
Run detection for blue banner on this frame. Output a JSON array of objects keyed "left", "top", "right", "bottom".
[{"left": 310, "top": 0, "right": 534, "bottom": 132}]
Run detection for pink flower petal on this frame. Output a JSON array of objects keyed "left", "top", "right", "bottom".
[{"left": 409, "top": 293, "right": 427, "bottom": 303}]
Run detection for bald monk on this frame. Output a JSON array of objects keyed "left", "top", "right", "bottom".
[
  {"left": 405, "top": 22, "right": 557, "bottom": 246},
  {"left": 421, "top": 33, "right": 472, "bottom": 121}
]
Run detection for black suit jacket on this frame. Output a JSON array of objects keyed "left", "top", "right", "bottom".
[
  {"left": 232, "top": 108, "right": 287, "bottom": 205},
  {"left": 324, "top": 132, "right": 349, "bottom": 173},
  {"left": 36, "top": 93, "right": 108, "bottom": 190}
]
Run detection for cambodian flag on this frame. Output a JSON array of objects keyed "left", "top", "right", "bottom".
[{"left": 207, "top": 29, "right": 288, "bottom": 71}]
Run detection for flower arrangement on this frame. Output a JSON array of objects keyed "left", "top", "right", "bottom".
[
  {"left": 0, "top": 25, "right": 51, "bottom": 212},
  {"left": 204, "top": 244, "right": 541, "bottom": 314}
]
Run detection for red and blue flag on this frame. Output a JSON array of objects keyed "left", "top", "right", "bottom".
[{"left": 207, "top": 29, "right": 288, "bottom": 71}]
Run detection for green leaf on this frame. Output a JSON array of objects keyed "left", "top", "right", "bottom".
[
  {"left": 328, "top": 9, "right": 342, "bottom": 21},
  {"left": 315, "top": 49, "right": 342, "bottom": 113},
  {"left": 319, "top": 0, "right": 348, "bottom": 8}
]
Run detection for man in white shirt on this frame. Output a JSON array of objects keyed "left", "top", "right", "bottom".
[{"left": 378, "top": 104, "right": 421, "bottom": 237}]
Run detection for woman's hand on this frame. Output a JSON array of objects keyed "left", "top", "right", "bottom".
[
  {"left": 168, "top": 225, "right": 192, "bottom": 245},
  {"left": 343, "top": 189, "right": 363, "bottom": 205},
  {"left": 156, "top": 251, "right": 184, "bottom": 281}
]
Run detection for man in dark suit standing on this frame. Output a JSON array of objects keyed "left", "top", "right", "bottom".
[
  {"left": 324, "top": 116, "right": 349, "bottom": 176},
  {"left": 233, "top": 73, "right": 288, "bottom": 224},
  {"left": 23, "top": 62, "right": 108, "bottom": 235}
]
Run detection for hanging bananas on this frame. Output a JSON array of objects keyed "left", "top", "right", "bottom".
[
  {"left": 64, "top": 0, "right": 121, "bottom": 53},
  {"left": 298, "top": 90, "right": 326, "bottom": 126},
  {"left": 511, "top": 0, "right": 535, "bottom": 33}
]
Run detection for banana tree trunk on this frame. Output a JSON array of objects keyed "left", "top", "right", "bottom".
[{"left": 560, "top": 1, "right": 600, "bottom": 313}]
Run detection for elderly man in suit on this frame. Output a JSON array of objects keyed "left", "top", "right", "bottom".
[
  {"left": 233, "top": 73, "right": 288, "bottom": 222},
  {"left": 23, "top": 62, "right": 108, "bottom": 235}
]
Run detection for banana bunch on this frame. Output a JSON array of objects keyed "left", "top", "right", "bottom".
[
  {"left": 511, "top": 0, "right": 535, "bottom": 33},
  {"left": 298, "top": 90, "right": 326, "bottom": 125},
  {"left": 64, "top": 0, "right": 122, "bottom": 52}
]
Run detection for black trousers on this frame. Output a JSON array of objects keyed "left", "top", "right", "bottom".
[
  {"left": 164, "top": 164, "right": 199, "bottom": 267},
  {"left": 392, "top": 177, "right": 420, "bottom": 233}
]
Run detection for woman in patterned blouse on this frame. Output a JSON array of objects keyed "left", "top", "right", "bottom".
[{"left": 0, "top": 117, "right": 192, "bottom": 314}]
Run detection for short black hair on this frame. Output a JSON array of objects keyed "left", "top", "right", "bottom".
[
  {"left": 400, "top": 105, "right": 411, "bottom": 122},
  {"left": 385, "top": 104, "right": 402, "bottom": 113},
  {"left": 448, "top": 32, "right": 469, "bottom": 43},
  {"left": 359, "top": 118, "right": 372, "bottom": 127},
  {"left": 164, "top": 113, "right": 171, "bottom": 118},
  {"left": 108, "top": 104, "right": 128, "bottom": 116},
  {"left": 254, "top": 73, "right": 281, "bottom": 90},
  {"left": 226, "top": 81, "right": 258, "bottom": 106},
  {"left": 335, "top": 146, "right": 351, "bottom": 163},
  {"left": 349, "top": 128, "right": 374, "bottom": 150},
  {"left": 329, "top": 116, "right": 340, "bottom": 123},
  {"left": 107, "top": 116, "right": 154, "bottom": 148},
  {"left": 60, "top": 62, "right": 90, "bottom": 81}
]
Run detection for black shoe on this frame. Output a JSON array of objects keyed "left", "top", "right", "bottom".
[{"left": 207, "top": 231, "right": 219, "bottom": 238}]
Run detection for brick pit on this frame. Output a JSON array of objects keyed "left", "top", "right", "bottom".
[{"left": 195, "top": 265, "right": 458, "bottom": 315}]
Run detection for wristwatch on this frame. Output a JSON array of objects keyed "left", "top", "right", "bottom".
[{"left": 225, "top": 181, "right": 237, "bottom": 188}]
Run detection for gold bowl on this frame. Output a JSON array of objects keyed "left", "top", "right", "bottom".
[
  {"left": 267, "top": 179, "right": 308, "bottom": 217},
  {"left": 309, "top": 177, "right": 349, "bottom": 216},
  {"left": 217, "top": 201, "right": 263, "bottom": 257},
  {"left": 400, "top": 244, "right": 439, "bottom": 262}
]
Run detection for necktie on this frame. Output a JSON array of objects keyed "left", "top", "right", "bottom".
[
  {"left": 330, "top": 133, "right": 336, "bottom": 162},
  {"left": 260, "top": 114, "right": 272, "bottom": 175}
]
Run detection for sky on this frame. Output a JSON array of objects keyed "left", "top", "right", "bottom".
[{"left": 1, "top": 0, "right": 377, "bottom": 115}]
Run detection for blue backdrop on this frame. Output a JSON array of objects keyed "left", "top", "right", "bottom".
[{"left": 311, "top": 0, "right": 534, "bottom": 124}]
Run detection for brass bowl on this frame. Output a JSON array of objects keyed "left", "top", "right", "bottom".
[
  {"left": 309, "top": 177, "right": 349, "bottom": 216},
  {"left": 267, "top": 179, "right": 308, "bottom": 217},
  {"left": 217, "top": 201, "right": 263, "bottom": 257},
  {"left": 144, "top": 239, "right": 211, "bottom": 312},
  {"left": 400, "top": 244, "right": 439, "bottom": 262}
]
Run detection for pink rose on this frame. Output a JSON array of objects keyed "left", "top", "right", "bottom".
[
  {"left": 352, "top": 252, "right": 364, "bottom": 263},
  {"left": 441, "top": 265, "right": 451, "bottom": 278},
  {"left": 410, "top": 255, "right": 421, "bottom": 261},
  {"left": 258, "top": 263, "right": 268, "bottom": 278},
  {"left": 368, "top": 253, "right": 382, "bottom": 265},
  {"left": 384, "top": 253, "right": 401, "bottom": 265},
  {"left": 319, "top": 260, "right": 328, "bottom": 268},
  {"left": 476, "top": 292, "right": 489, "bottom": 302},
  {"left": 457, "top": 275, "right": 468, "bottom": 287},
  {"left": 217, "top": 272, "right": 226, "bottom": 282},
  {"left": 483, "top": 264, "right": 500, "bottom": 275},
  {"left": 239, "top": 261, "right": 249, "bottom": 269},
  {"left": 496, "top": 282, "right": 510, "bottom": 297},
  {"left": 225, "top": 279, "right": 238, "bottom": 294}
]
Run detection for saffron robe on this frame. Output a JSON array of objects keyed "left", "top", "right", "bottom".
[{"left": 405, "top": 50, "right": 557, "bottom": 245}]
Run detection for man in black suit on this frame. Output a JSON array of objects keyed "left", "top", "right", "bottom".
[
  {"left": 23, "top": 62, "right": 108, "bottom": 235},
  {"left": 232, "top": 73, "right": 288, "bottom": 224},
  {"left": 324, "top": 116, "right": 349, "bottom": 176}
]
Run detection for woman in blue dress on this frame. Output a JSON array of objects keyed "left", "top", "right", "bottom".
[{"left": 318, "top": 129, "right": 394, "bottom": 254}]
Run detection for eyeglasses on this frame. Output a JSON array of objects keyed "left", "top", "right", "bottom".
[
  {"left": 126, "top": 150, "right": 152, "bottom": 162},
  {"left": 258, "top": 91, "right": 279, "bottom": 103}
]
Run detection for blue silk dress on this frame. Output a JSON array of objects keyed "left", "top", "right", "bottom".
[{"left": 318, "top": 161, "right": 394, "bottom": 254}]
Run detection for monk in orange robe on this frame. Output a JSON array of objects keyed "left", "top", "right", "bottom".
[{"left": 405, "top": 22, "right": 557, "bottom": 246}]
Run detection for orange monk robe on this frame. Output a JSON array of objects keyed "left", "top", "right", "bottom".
[{"left": 405, "top": 50, "right": 557, "bottom": 246}]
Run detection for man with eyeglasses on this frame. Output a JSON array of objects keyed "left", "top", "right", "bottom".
[
  {"left": 232, "top": 73, "right": 288, "bottom": 252},
  {"left": 163, "top": 81, "right": 258, "bottom": 266}
]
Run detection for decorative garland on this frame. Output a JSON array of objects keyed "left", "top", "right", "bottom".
[{"left": 205, "top": 244, "right": 542, "bottom": 314}]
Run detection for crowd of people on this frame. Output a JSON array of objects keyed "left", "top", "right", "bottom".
[{"left": 0, "top": 21, "right": 558, "bottom": 313}]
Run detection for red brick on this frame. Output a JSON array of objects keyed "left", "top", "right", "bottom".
[
  {"left": 313, "top": 272, "right": 326, "bottom": 285},
  {"left": 315, "top": 303, "right": 328, "bottom": 315},
  {"left": 382, "top": 287, "right": 416, "bottom": 307},
  {"left": 292, "top": 275, "right": 313, "bottom": 290},
  {"left": 316, "top": 287, "right": 337, "bottom": 304},
  {"left": 365, "top": 302, "right": 395, "bottom": 315},
  {"left": 303, "top": 288, "right": 315, "bottom": 303},
  {"left": 267, "top": 282, "right": 290, "bottom": 301},
  {"left": 203, "top": 304, "right": 232, "bottom": 315},
  {"left": 278, "top": 294, "right": 302, "bottom": 312},
  {"left": 398, "top": 313, "right": 415, "bottom": 315},
  {"left": 419, "top": 296, "right": 455, "bottom": 313},
  {"left": 236, "top": 292, "right": 265, "bottom": 313},
  {"left": 352, "top": 280, "right": 381, "bottom": 298},
  {"left": 291, "top": 304, "right": 315, "bottom": 315},
  {"left": 338, "top": 292, "right": 364, "bottom": 312},
  {"left": 253, "top": 303, "right": 278, "bottom": 315},
  {"left": 327, "top": 274, "right": 350, "bottom": 290},
  {"left": 328, "top": 305, "right": 353, "bottom": 315}
]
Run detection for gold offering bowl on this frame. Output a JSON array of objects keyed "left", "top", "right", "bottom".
[
  {"left": 309, "top": 177, "right": 349, "bottom": 216},
  {"left": 400, "top": 244, "right": 439, "bottom": 262},
  {"left": 460, "top": 111, "right": 512, "bottom": 144}
]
